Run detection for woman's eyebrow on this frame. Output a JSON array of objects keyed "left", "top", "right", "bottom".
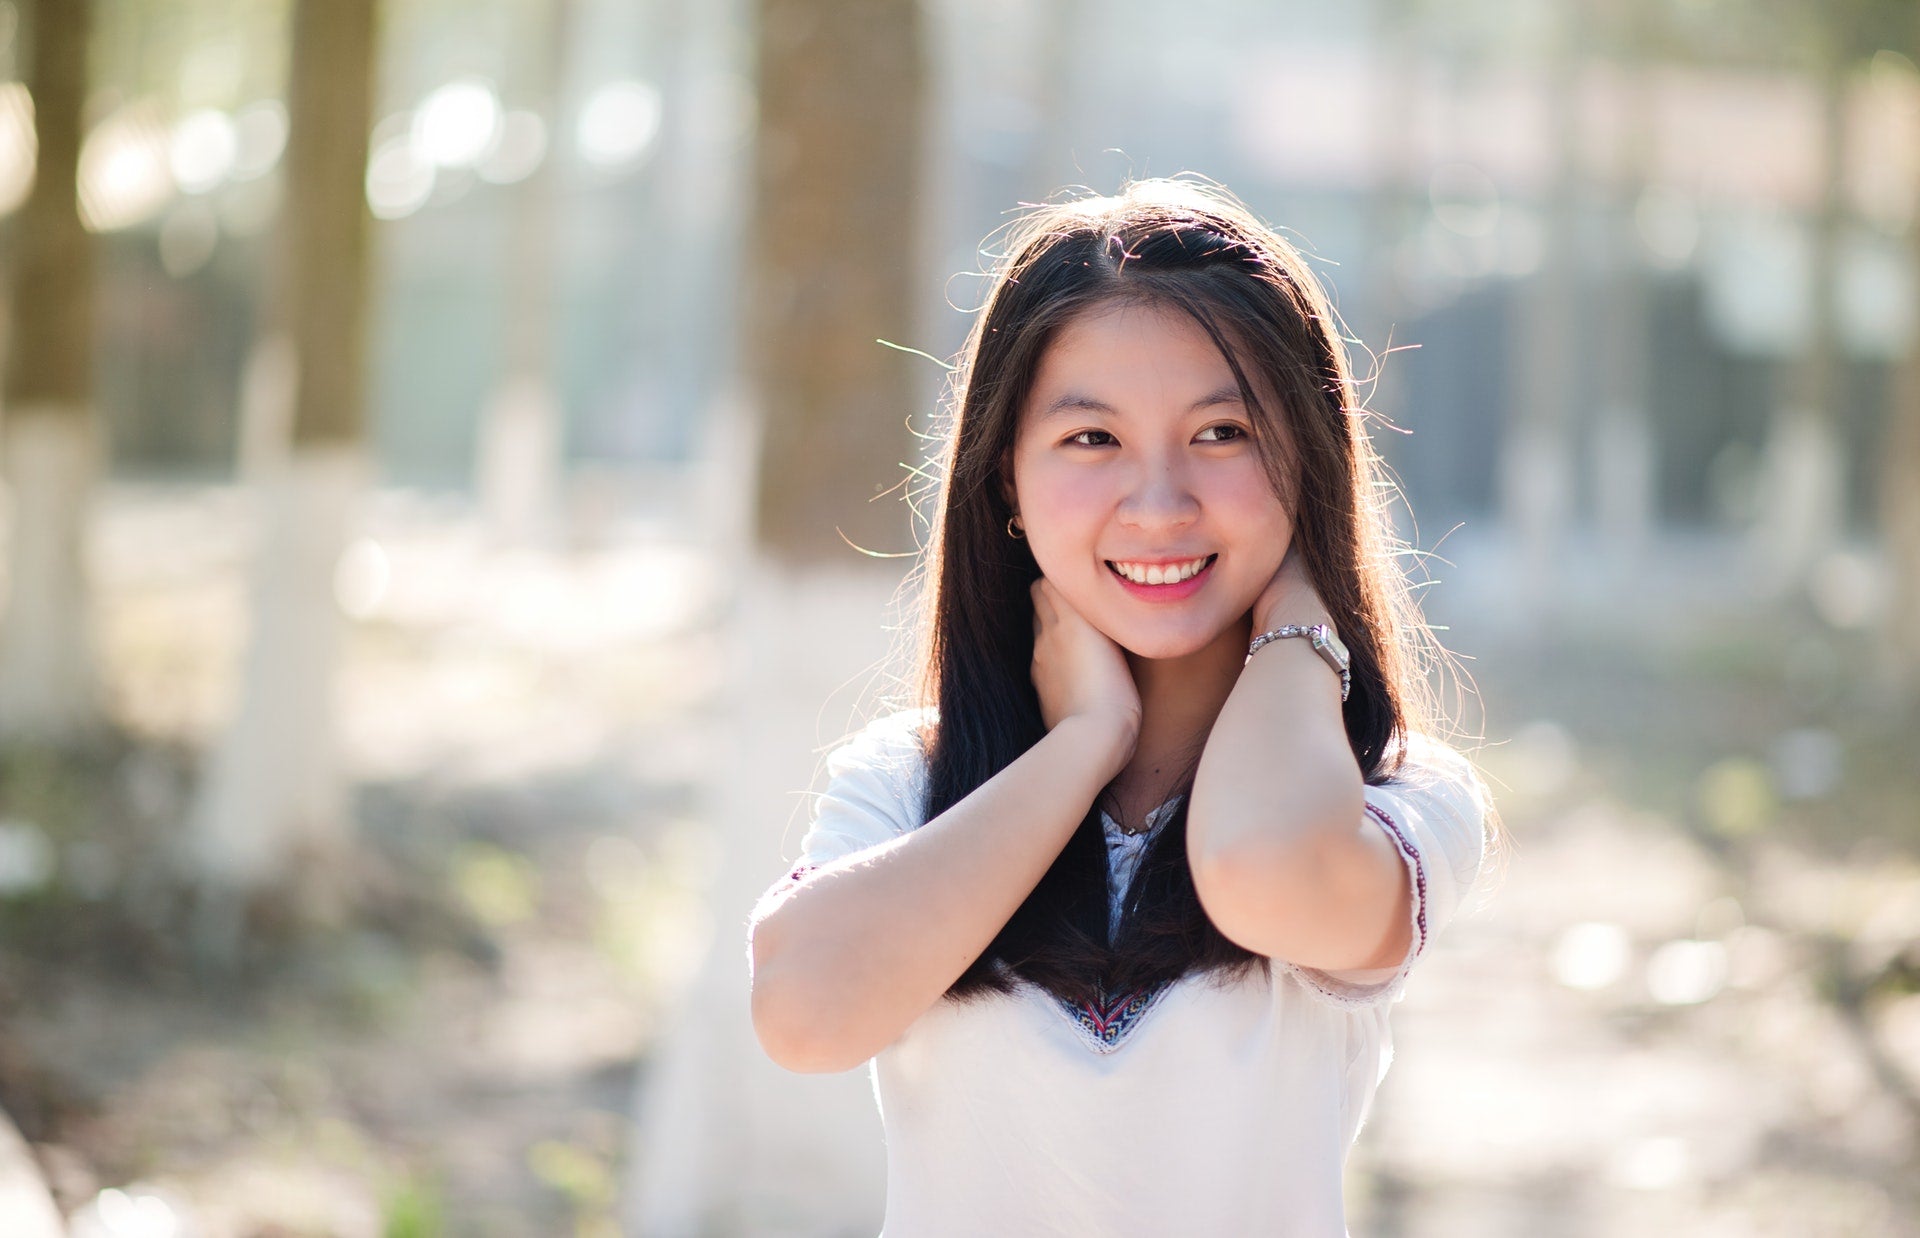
[
  {"left": 1038, "top": 385, "right": 1244, "bottom": 422},
  {"left": 1037, "top": 393, "right": 1115, "bottom": 422},
  {"left": 1189, "top": 385, "right": 1246, "bottom": 410}
]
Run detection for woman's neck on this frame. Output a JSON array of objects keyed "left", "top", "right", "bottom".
[{"left": 1113, "top": 614, "right": 1253, "bottom": 806}]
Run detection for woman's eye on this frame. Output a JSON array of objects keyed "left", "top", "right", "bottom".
[
  {"left": 1197, "top": 424, "right": 1249, "bottom": 443},
  {"left": 1065, "top": 430, "right": 1115, "bottom": 447}
]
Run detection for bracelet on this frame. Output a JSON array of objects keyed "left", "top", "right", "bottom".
[{"left": 1246, "top": 623, "right": 1351, "bottom": 702}]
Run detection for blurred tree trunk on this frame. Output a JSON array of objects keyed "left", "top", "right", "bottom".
[
  {"left": 746, "top": 0, "right": 925, "bottom": 564},
  {"left": 625, "top": 2, "right": 926, "bottom": 1234},
  {"left": 1886, "top": 18, "right": 1920, "bottom": 704},
  {"left": 190, "top": 0, "right": 379, "bottom": 906},
  {"left": 1498, "top": 3, "right": 1581, "bottom": 620},
  {"left": 475, "top": 0, "right": 574, "bottom": 549},
  {"left": 0, "top": 0, "right": 102, "bottom": 743},
  {"left": 1754, "top": 50, "right": 1849, "bottom": 596},
  {"left": 1890, "top": 276, "right": 1920, "bottom": 703}
]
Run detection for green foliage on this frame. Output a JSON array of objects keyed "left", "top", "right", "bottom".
[
  {"left": 89, "top": 0, "right": 292, "bottom": 107},
  {"left": 451, "top": 841, "right": 541, "bottom": 927},
  {"left": 1649, "top": 0, "right": 1918, "bottom": 70},
  {"left": 1694, "top": 756, "right": 1778, "bottom": 838},
  {"left": 382, "top": 1167, "right": 446, "bottom": 1238},
  {"left": 528, "top": 1137, "right": 620, "bottom": 1234}
]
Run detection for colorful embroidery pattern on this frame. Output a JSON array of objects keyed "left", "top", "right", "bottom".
[{"left": 1054, "top": 979, "right": 1176, "bottom": 1054}]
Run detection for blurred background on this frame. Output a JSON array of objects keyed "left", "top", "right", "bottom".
[{"left": 0, "top": 0, "right": 1917, "bottom": 1234}]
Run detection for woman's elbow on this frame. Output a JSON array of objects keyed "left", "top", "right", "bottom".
[
  {"left": 751, "top": 982, "right": 872, "bottom": 1074},
  {"left": 748, "top": 933, "right": 874, "bottom": 1074}
]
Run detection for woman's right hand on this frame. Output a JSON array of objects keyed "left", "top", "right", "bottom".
[{"left": 1029, "top": 576, "right": 1141, "bottom": 759}]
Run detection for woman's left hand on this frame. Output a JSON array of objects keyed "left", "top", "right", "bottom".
[{"left": 1250, "top": 540, "right": 1332, "bottom": 633}]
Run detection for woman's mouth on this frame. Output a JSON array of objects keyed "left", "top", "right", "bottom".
[{"left": 1106, "top": 554, "right": 1217, "bottom": 601}]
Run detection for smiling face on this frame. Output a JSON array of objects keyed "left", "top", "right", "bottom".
[{"left": 1006, "top": 300, "right": 1295, "bottom": 662}]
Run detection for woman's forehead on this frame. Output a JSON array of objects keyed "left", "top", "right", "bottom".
[{"left": 1018, "top": 302, "right": 1277, "bottom": 425}]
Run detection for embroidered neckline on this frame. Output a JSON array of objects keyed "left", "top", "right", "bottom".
[{"left": 1052, "top": 978, "right": 1177, "bottom": 1054}]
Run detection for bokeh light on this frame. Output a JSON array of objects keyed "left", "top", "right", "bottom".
[
  {"left": 168, "top": 108, "right": 237, "bottom": 195},
  {"left": 1552, "top": 921, "right": 1633, "bottom": 991},
  {"left": 0, "top": 80, "right": 32, "bottom": 215},
  {"left": 413, "top": 77, "right": 501, "bottom": 169},
  {"left": 1646, "top": 938, "right": 1730, "bottom": 1006},
  {"left": 78, "top": 100, "right": 174, "bottom": 232},
  {"left": 230, "top": 100, "right": 288, "bottom": 180},
  {"left": 575, "top": 79, "right": 661, "bottom": 171},
  {"left": 333, "top": 538, "right": 392, "bottom": 619},
  {"left": 365, "top": 122, "right": 433, "bottom": 220},
  {"left": 478, "top": 108, "right": 547, "bottom": 184}
]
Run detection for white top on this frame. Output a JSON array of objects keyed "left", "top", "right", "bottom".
[{"left": 772, "top": 708, "right": 1491, "bottom": 1238}]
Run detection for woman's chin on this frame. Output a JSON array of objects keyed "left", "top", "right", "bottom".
[
  {"left": 1106, "top": 612, "right": 1254, "bottom": 663},
  {"left": 1114, "top": 630, "right": 1218, "bottom": 662}
]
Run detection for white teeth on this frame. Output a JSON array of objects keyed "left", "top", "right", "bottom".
[{"left": 1110, "top": 555, "right": 1211, "bottom": 585}]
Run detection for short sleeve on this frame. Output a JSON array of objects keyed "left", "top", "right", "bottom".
[
  {"left": 788, "top": 708, "right": 934, "bottom": 875},
  {"left": 1286, "top": 732, "right": 1491, "bottom": 1009}
]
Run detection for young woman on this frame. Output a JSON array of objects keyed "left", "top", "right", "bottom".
[{"left": 748, "top": 178, "right": 1495, "bottom": 1237}]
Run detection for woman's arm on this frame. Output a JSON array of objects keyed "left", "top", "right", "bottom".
[
  {"left": 748, "top": 712, "right": 1131, "bottom": 1074},
  {"left": 1186, "top": 559, "right": 1411, "bottom": 971}
]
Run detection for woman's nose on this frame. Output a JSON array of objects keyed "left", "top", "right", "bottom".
[{"left": 1118, "top": 461, "right": 1200, "bottom": 529}]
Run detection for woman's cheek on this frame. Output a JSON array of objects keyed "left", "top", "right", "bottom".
[{"left": 1024, "top": 474, "right": 1107, "bottom": 552}]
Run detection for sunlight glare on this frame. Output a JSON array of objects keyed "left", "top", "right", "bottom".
[
  {"left": 169, "top": 108, "right": 238, "bottom": 194},
  {"left": 415, "top": 77, "right": 501, "bottom": 168},
  {"left": 1646, "top": 938, "right": 1728, "bottom": 1005},
  {"left": 79, "top": 101, "right": 175, "bottom": 232},
  {"left": 231, "top": 100, "right": 288, "bottom": 180},
  {"left": 577, "top": 79, "right": 661, "bottom": 171},
  {"left": 366, "top": 132, "right": 434, "bottom": 220},
  {"left": 478, "top": 108, "right": 547, "bottom": 184},
  {"left": 0, "top": 82, "right": 33, "bottom": 216},
  {"left": 1551, "top": 921, "right": 1631, "bottom": 990},
  {"left": 1606, "top": 1135, "right": 1691, "bottom": 1190},
  {"left": 71, "top": 1187, "right": 181, "bottom": 1238},
  {"left": 334, "top": 538, "right": 392, "bottom": 618}
]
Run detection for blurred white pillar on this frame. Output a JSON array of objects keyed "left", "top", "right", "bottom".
[
  {"left": 236, "top": 332, "right": 297, "bottom": 482},
  {"left": 624, "top": 552, "right": 910, "bottom": 1238},
  {"left": 1749, "top": 405, "right": 1844, "bottom": 598},
  {"left": 476, "top": 374, "right": 564, "bottom": 548},
  {"left": 188, "top": 446, "right": 361, "bottom": 900},
  {"left": 476, "top": 0, "right": 572, "bottom": 551},
  {"left": 0, "top": 410, "right": 102, "bottom": 741}
]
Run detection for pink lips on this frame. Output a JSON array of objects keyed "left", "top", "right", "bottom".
[{"left": 1107, "top": 555, "right": 1216, "bottom": 602}]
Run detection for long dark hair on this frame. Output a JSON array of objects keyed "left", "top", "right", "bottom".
[{"left": 901, "top": 178, "right": 1442, "bottom": 1007}]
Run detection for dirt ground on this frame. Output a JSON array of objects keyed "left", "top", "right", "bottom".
[
  {"left": 1, "top": 483, "right": 723, "bottom": 1236},
  {"left": 1, "top": 484, "right": 1916, "bottom": 1236}
]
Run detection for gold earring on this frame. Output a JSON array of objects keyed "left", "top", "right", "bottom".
[{"left": 1007, "top": 515, "right": 1025, "bottom": 540}]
